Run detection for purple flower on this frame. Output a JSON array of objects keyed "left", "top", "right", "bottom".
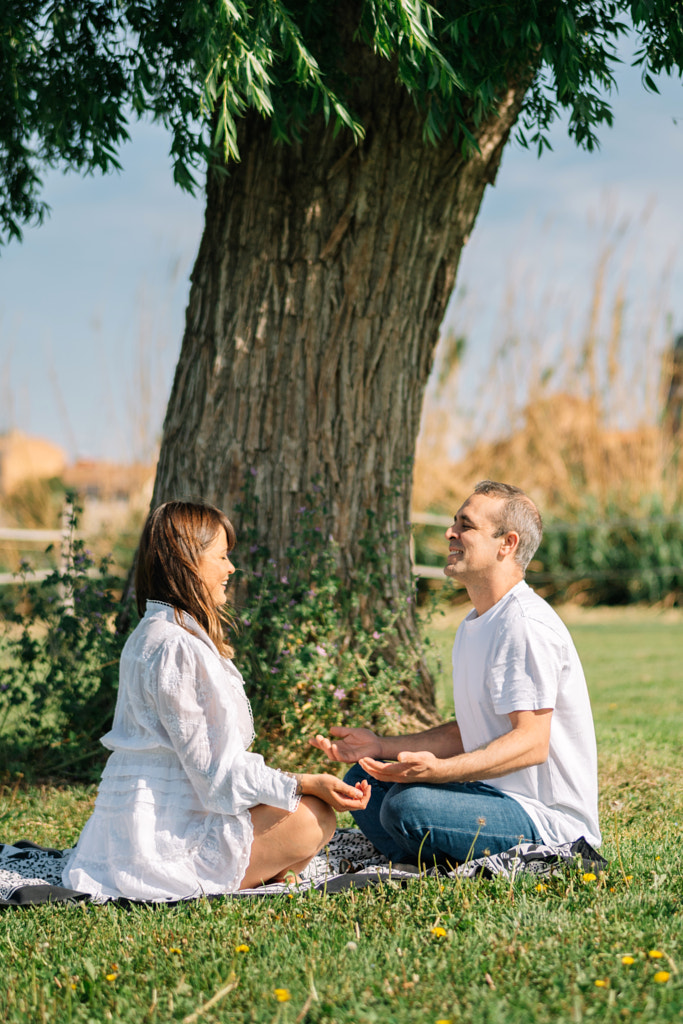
[
  {"left": 242, "top": 618, "right": 251, "bottom": 627},
  {"left": 250, "top": 467, "right": 257, "bottom": 476},
  {"left": 298, "top": 506, "right": 307, "bottom": 514},
  {"left": 249, "top": 544, "right": 259, "bottom": 554},
  {"left": 270, "top": 667, "right": 279, "bottom": 674},
  {"left": 315, "top": 644, "right": 327, "bottom": 657},
  {"left": 372, "top": 631, "right": 381, "bottom": 640},
  {"left": 282, "top": 623, "right": 291, "bottom": 631},
  {"left": 333, "top": 687, "right": 346, "bottom": 701},
  {"left": 280, "top": 575, "right": 288, "bottom": 584}
]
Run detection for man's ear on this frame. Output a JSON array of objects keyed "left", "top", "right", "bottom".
[{"left": 499, "top": 531, "right": 520, "bottom": 558}]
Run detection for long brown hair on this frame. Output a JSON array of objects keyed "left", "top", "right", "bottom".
[{"left": 135, "top": 500, "right": 237, "bottom": 657}]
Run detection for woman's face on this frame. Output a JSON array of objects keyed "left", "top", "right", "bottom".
[{"left": 197, "top": 529, "right": 235, "bottom": 607}]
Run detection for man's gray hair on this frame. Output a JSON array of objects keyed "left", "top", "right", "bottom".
[{"left": 473, "top": 480, "right": 543, "bottom": 572}]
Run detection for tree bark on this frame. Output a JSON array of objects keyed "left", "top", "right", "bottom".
[{"left": 152, "top": 57, "right": 530, "bottom": 722}]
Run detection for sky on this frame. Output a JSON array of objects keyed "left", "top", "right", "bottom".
[{"left": 1, "top": 46, "right": 682, "bottom": 464}]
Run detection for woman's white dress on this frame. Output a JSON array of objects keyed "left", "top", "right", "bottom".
[{"left": 62, "top": 601, "right": 299, "bottom": 900}]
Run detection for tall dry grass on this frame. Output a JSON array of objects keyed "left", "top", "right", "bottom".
[{"left": 414, "top": 216, "right": 682, "bottom": 517}]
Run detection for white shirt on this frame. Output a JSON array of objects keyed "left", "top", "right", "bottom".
[
  {"left": 452, "top": 581, "right": 601, "bottom": 847},
  {"left": 63, "top": 601, "right": 299, "bottom": 900}
]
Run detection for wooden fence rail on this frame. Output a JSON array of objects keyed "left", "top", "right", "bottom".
[{"left": 1, "top": 510, "right": 681, "bottom": 586}]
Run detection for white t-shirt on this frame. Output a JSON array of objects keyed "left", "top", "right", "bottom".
[{"left": 452, "top": 581, "right": 601, "bottom": 847}]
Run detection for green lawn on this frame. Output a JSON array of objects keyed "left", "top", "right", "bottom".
[{"left": 0, "top": 605, "right": 681, "bottom": 1023}]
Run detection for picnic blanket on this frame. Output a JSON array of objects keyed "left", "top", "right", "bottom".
[{"left": 0, "top": 829, "right": 606, "bottom": 907}]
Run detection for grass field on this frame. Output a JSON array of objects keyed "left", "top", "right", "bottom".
[{"left": 0, "top": 606, "right": 681, "bottom": 1023}]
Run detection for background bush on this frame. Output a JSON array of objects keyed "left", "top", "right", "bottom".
[
  {"left": 0, "top": 534, "right": 126, "bottom": 780},
  {"left": 0, "top": 492, "right": 429, "bottom": 779},
  {"left": 413, "top": 496, "right": 683, "bottom": 607},
  {"left": 232, "top": 486, "right": 428, "bottom": 771}
]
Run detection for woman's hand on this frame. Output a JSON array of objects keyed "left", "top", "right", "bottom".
[
  {"left": 299, "top": 773, "right": 371, "bottom": 812},
  {"left": 310, "top": 726, "right": 383, "bottom": 763}
]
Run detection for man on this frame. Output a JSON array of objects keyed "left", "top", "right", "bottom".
[{"left": 312, "top": 480, "right": 601, "bottom": 865}]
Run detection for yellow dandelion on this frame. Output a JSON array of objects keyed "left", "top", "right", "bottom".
[
  {"left": 169, "top": 947, "right": 182, "bottom": 955},
  {"left": 105, "top": 973, "right": 118, "bottom": 982},
  {"left": 235, "top": 944, "right": 250, "bottom": 953},
  {"left": 70, "top": 983, "right": 77, "bottom": 991},
  {"left": 274, "top": 988, "right": 291, "bottom": 1002},
  {"left": 535, "top": 883, "right": 547, "bottom": 892},
  {"left": 430, "top": 926, "right": 447, "bottom": 938},
  {"left": 582, "top": 872, "right": 597, "bottom": 882},
  {"left": 648, "top": 950, "right": 664, "bottom": 959},
  {"left": 436, "top": 1019, "right": 453, "bottom": 1024},
  {"left": 594, "top": 979, "right": 608, "bottom": 988},
  {"left": 653, "top": 971, "right": 670, "bottom": 984},
  {"left": 621, "top": 956, "right": 635, "bottom": 966}
]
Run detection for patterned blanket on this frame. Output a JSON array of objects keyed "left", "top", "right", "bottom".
[{"left": 0, "top": 829, "right": 606, "bottom": 907}]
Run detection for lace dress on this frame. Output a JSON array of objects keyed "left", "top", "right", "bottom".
[{"left": 62, "top": 601, "right": 299, "bottom": 900}]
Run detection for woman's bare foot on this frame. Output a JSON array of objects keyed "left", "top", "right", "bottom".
[{"left": 268, "top": 870, "right": 303, "bottom": 885}]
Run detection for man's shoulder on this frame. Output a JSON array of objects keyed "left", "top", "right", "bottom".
[{"left": 503, "top": 582, "right": 569, "bottom": 641}]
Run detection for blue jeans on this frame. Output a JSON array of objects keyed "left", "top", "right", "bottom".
[{"left": 344, "top": 764, "right": 542, "bottom": 866}]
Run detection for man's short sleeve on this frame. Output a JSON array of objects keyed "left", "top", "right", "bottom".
[{"left": 488, "top": 614, "right": 567, "bottom": 715}]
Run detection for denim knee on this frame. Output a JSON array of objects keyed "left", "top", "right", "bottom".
[
  {"left": 343, "top": 763, "right": 370, "bottom": 788},
  {"left": 379, "top": 785, "right": 429, "bottom": 848}
]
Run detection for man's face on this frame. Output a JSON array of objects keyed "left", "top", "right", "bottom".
[{"left": 444, "top": 493, "right": 507, "bottom": 582}]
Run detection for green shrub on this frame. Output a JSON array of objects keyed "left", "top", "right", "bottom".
[
  {"left": 532, "top": 498, "right": 683, "bottom": 605},
  {"left": 0, "top": 490, "right": 429, "bottom": 778},
  {"left": 233, "top": 487, "right": 426, "bottom": 770},
  {"left": 413, "top": 497, "right": 683, "bottom": 607},
  {"left": 0, "top": 504, "right": 128, "bottom": 779}
]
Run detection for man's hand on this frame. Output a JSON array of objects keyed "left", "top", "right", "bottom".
[
  {"left": 359, "top": 751, "right": 451, "bottom": 784},
  {"left": 359, "top": 709, "right": 553, "bottom": 786},
  {"left": 300, "top": 773, "right": 371, "bottom": 812},
  {"left": 310, "top": 726, "right": 382, "bottom": 763}
]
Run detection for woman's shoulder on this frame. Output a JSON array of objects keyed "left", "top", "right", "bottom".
[{"left": 124, "top": 603, "right": 216, "bottom": 664}]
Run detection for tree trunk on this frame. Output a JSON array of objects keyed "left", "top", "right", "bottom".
[{"left": 152, "top": 59, "right": 529, "bottom": 722}]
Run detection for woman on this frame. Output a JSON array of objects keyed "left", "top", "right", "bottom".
[{"left": 63, "top": 500, "right": 370, "bottom": 900}]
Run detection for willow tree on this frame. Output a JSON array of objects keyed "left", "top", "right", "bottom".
[{"left": 3, "top": 2, "right": 683, "bottom": 722}]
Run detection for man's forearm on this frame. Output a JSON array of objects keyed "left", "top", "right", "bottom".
[
  {"left": 435, "top": 713, "right": 550, "bottom": 782},
  {"left": 357, "top": 711, "right": 552, "bottom": 786},
  {"left": 378, "top": 721, "right": 463, "bottom": 759}
]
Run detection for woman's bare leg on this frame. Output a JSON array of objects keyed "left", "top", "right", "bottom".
[{"left": 239, "top": 796, "right": 336, "bottom": 890}]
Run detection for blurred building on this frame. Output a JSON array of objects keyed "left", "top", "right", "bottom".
[
  {"left": 0, "top": 430, "right": 67, "bottom": 496},
  {"left": 62, "top": 459, "right": 155, "bottom": 534}
]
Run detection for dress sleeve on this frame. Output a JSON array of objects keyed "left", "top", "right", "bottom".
[{"left": 151, "top": 636, "right": 299, "bottom": 816}]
